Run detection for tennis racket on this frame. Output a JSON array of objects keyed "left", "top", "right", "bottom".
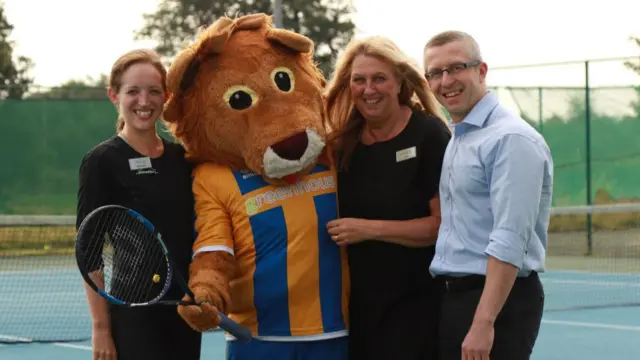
[{"left": 75, "top": 204, "right": 252, "bottom": 343}]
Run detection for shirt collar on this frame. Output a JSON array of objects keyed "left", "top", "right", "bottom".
[{"left": 451, "top": 91, "right": 499, "bottom": 136}]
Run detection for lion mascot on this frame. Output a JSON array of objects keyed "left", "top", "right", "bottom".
[{"left": 163, "top": 13, "right": 349, "bottom": 360}]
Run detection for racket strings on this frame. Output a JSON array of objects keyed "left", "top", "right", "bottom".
[
  {"left": 111, "top": 222, "right": 169, "bottom": 302},
  {"left": 78, "top": 208, "right": 171, "bottom": 305},
  {"left": 109, "top": 213, "right": 168, "bottom": 303},
  {"left": 82, "top": 211, "right": 116, "bottom": 289}
]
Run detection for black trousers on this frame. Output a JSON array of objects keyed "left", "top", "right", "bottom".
[
  {"left": 437, "top": 272, "right": 544, "bottom": 360},
  {"left": 110, "top": 305, "right": 202, "bottom": 360},
  {"left": 348, "top": 286, "right": 441, "bottom": 360}
]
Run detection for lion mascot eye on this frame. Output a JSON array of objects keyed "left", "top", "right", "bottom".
[
  {"left": 224, "top": 85, "right": 259, "bottom": 110},
  {"left": 271, "top": 67, "right": 295, "bottom": 93}
]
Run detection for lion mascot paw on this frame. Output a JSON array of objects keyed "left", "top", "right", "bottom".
[{"left": 164, "top": 13, "right": 349, "bottom": 360}]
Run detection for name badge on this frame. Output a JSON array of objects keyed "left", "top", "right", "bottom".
[
  {"left": 129, "top": 157, "right": 152, "bottom": 170},
  {"left": 396, "top": 146, "right": 416, "bottom": 162}
]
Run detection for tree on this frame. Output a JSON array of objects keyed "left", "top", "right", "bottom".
[
  {"left": 134, "top": 0, "right": 356, "bottom": 76},
  {"left": 624, "top": 36, "right": 640, "bottom": 74},
  {"left": 623, "top": 37, "right": 640, "bottom": 118},
  {"left": 28, "top": 74, "right": 108, "bottom": 100},
  {"left": 0, "top": 3, "right": 34, "bottom": 99}
]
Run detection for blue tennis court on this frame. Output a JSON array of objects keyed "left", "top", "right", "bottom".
[{"left": 1, "top": 262, "right": 638, "bottom": 359}]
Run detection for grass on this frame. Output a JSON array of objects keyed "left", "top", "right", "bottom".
[
  {"left": 0, "top": 225, "right": 76, "bottom": 257},
  {"left": 550, "top": 211, "right": 640, "bottom": 232}
]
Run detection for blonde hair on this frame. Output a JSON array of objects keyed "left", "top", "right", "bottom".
[
  {"left": 324, "top": 36, "right": 446, "bottom": 170},
  {"left": 108, "top": 49, "right": 167, "bottom": 132}
]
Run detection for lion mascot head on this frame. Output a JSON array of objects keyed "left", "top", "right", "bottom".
[{"left": 163, "top": 13, "right": 329, "bottom": 185}]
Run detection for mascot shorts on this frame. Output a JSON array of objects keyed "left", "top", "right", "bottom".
[{"left": 226, "top": 336, "right": 348, "bottom": 360}]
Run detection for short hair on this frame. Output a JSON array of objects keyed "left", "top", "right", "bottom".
[{"left": 423, "top": 30, "right": 483, "bottom": 63}]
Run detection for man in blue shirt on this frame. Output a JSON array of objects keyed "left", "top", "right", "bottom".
[{"left": 423, "top": 31, "right": 553, "bottom": 360}]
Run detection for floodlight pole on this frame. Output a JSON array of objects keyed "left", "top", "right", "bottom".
[
  {"left": 585, "top": 60, "right": 593, "bottom": 256},
  {"left": 274, "top": 0, "right": 283, "bottom": 28}
]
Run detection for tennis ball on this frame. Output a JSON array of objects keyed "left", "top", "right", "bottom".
[
  {"left": 152, "top": 274, "right": 160, "bottom": 283},
  {"left": 43, "top": 244, "right": 51, "bottom": 251}
]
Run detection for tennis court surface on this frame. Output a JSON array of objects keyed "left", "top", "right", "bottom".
[{"left": 1, "top": 204, "right": 639, "bottom": 359}]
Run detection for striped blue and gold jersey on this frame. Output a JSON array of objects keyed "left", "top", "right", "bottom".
[{"left": 191, "top": 163, "right": 349, "bottom": 341}]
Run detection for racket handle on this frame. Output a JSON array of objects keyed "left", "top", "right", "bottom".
[
  {"left": 218, "top": 312, "right": 252, "bottom": 344},
  {"left": 182, "top": 288, "right": 251, "bottom": 342}
]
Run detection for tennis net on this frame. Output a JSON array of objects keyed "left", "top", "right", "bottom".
[
  {"left": 0, "top": 215, "right": 90, "bottom": 343},
  {"left": 544, "top": 202, "right": 640, "bottom": 311},
  {"left": 1, "top": 203, "right": 639, "bottom": 343}
]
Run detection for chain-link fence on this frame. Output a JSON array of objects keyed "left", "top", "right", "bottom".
[
  {"left": 488, "top": 57, "right": 640, "bottom": 208},
  {"left": 2, "top": 57, "right": 640, "bottom": 215},
  {"left": 0, "top": 86, "right": 172, "bottom": 215}
]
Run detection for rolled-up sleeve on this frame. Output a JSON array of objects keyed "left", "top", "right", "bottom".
[{"left": 484, "top": 133, "right": 546, "bottom": 269}]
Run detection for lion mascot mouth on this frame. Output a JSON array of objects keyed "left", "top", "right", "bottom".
[{"left": 264, "top": 129, "right": 325, "bottom": 183}]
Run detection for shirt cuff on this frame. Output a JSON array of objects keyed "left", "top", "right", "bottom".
[
  {"left": 484, "top": 228, "right": 526, "bottom": 269},
  {"left": 193, "top": 245, "right": 234, "bottom": 258}
]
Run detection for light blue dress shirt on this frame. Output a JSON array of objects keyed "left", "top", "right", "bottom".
[{"left": 429, "top": 91, "right": 554, "bottom": 278}]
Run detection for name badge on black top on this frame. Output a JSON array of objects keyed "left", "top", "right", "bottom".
[
  {"left": 396, "top": 146, "right": 416, "bottom": 162},
  {"left": 129, "top": 157, "right": 152, "bottom": 171}
]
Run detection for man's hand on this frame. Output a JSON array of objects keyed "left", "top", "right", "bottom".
[
  {"left": 177, "top": 290, "right": 222, "bottom": 332},
  {"left": 461, "top": 319, "right": 494, "bottom": 360},
  {"left": 461, "top": 256, "right": 517, "bottom": 359}
]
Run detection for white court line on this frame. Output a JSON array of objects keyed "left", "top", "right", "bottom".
[
  {"left": 0, "top": 334, "right": 32, "bottom": 342},
  {"left": 0, "top": 334, "right": 91, "bottom": 351},
  {"left": 542, "top": 279, "right": 640, "bottom": 287},
  {"left": 53, "top": 343, "right": 92, "bottom": 351},
  {"left": 546, "top": 269, "right": 640, "bottom": 277},
  {"left": 542, "top": 319, "right": 640, "bottom": 331}
]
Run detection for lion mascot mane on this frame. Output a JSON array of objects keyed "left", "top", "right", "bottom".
[{"left": 164, "top": 13, "right": 349, "bottom": 360}]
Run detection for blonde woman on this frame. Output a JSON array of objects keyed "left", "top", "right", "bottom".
[{"left": 324, "top": 36, "right": 451, "bottom": 360}]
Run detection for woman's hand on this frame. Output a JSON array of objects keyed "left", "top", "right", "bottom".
[
  {"left": 91, "top": 326, "right": 117, "bottom": 360},
  {"left": 326, "top": 218, "right": 375, "bottom": 246}
]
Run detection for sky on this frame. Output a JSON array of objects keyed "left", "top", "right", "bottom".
[{"left": 4, "top": 0, "right": 640, "bottom": 115}]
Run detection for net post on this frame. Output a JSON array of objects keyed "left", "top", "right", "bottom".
[
  {"left": 584, "top": 60, "right": 593, "bottom": 256},
  {"left": 273, "top": 0, "right": 283, "bottom": 28}
]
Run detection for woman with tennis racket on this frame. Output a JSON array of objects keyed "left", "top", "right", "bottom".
[{"left": 75, "top": 49, "right": 202, "bottom": 360}]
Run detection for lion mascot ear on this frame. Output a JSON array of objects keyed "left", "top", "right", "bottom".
[{"left": 163, "top": 17, "right": 236, "bottom": 127}]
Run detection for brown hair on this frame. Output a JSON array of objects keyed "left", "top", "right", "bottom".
[
  {"left": 324, "top": 36, "right": 447, "bottom": 170},
  {"left": 108, "top": 49, "right": 167, "bottom": 132}
]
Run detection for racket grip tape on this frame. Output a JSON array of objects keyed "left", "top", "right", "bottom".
[{"left": 218, "top": 312, "right": 252, "bottom": 343}]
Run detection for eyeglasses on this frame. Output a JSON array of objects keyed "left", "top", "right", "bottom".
[{"left": 424, "top": 60, "right": 481, "bottom": 81}]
